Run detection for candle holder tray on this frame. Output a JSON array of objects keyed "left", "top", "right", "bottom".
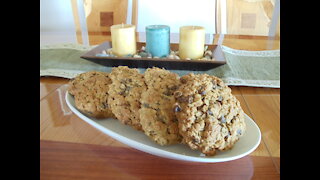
[{"left": 81, "top": 41, "right": 226, "bottom": 71}]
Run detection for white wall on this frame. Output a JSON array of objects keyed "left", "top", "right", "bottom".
[
  {"left": 137, "top": 0, "right": 216, "bottom": 33},
  {"left": 40, "top": 0, "right": 77, "bottom": 45},
  {"left": 136, "top": 0, "right": 216, "bottom": 43}
]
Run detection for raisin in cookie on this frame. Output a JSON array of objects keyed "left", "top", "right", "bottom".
[
  {"left": 139, "top": 67, "right": 182, "bottom": 145},
  {"left": 173, "top": 73, "right": 246, "bottom": 156},
  {"left": 108, "top": 66, "right": 147, "bottom": 131},
  {"left": 68, "top": 71, "right": 115, "bottom": 119}
]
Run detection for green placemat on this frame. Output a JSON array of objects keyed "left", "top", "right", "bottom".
[{"left": 40, "top": 43, "right": 280, "bottom": 88}]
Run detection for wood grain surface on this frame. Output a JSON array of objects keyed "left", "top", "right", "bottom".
[
  {"left": 40, "top": 34, "right": 280, "bottom": 179},
  {"left": 41, "top": 140, "right": 280, "bottom": 180}
]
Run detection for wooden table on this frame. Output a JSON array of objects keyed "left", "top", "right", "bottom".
[{"left": 40, "top": 35, "right": 280, "bottom": 179}]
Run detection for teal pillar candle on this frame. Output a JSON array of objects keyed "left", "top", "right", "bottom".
[{"left": 146, "top": 25, "right": 170, "bottom": 57}]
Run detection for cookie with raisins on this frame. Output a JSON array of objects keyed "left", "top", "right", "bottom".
[
  {"left": 173, "top": 73, "right": 246, "bottom": 156},
  {"left": 139, "top": 67, "right": 182, "bottom": 145}
]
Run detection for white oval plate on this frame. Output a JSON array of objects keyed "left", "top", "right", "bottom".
[{"left": 66, "top": 92, "right": 261, "bottom": 163}]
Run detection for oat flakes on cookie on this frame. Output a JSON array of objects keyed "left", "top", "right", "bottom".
[
  {"left": 173, "top": 73, "right": 246, "bottom": 156},
  {"left": 139, "top": 67, "right": 182, "bottom": 145},
  {"left": 68, "top": 71, "right": 115, "bottom": 119},
  {"left": 108, "top": 66, "right": 147, "bottom": 131}
]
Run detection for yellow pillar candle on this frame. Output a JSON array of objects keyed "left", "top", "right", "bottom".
[
  {"left": 110, "top": 24, "right": 137, "bottom": 57},
  {"left": 179, "top": 26, "right": 205, "bottom": 60}
]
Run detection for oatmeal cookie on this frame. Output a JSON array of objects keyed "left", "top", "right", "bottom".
[
  {"left": 173, "top": 73, "right": 246, "bottom": 156},
  {"left": 139, "top": 67, "right": 182, "bottom": 145},
  {"left": 68, "top": 71, "right": 115, "bottom": 119},
  {"left": 108, "top": 66, "right": 147, "bottom": 131}
]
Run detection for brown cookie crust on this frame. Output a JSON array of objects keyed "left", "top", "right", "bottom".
[
  {"left": 139, "top": 67, "right": 182, "bottom": 145},
  {"left": 108, "top": 66, "right": 147, "bottom": 131},
  {"left": 174, "top": 73, "right": 246, "bottom": 156},
  {"left": 68, "top": 71, "right": 115, "bottom": 119}
]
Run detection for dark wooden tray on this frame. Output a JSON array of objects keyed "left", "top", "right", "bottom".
[{"left": 81, "top": 41, "right": 226, "bottom": 71}]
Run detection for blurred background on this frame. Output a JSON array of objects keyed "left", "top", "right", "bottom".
[{"left": 40, "top": 0, "right": 280, "bottom": 46}]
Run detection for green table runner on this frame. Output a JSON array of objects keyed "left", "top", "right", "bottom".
[{"left": 40, "top": 43, "right": 280, "bottom": 88}]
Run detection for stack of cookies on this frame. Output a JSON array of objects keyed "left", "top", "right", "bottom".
[{"left": 68, "top": 66, "right": 246, "bottom": 156}]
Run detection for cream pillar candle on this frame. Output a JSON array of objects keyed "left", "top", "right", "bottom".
[
  {"left": 179, "top": 26, "right": 205, "bottom": 60},
  {"left": 110, "top": 24, "right": 137, "bottom": 57}
]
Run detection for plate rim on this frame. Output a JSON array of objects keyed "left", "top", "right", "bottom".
[{"left": 65, "top": 91, "right": 261, "bottom": 163}]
